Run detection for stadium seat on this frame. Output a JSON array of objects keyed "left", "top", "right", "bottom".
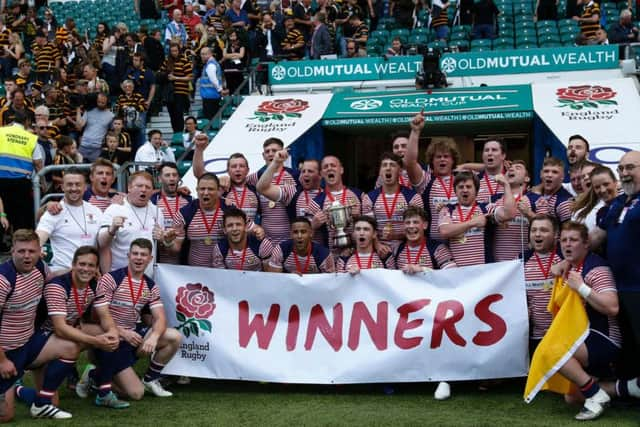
[
  {"left": 412, "top": 27, "right": 430, "bottom": 37},
  {"left": 537, "top": 26, "right": 559, "bottom": 37},
  {"left": 177, "top": 161, "right": 192, "bottom": 177},
  {"left": 428, "top": 40, "right": 448, "bottom": 50},
  {"left": 171, "top": 133, "right": 184, "bottom": 146},
  {"left": 390, "top": 28, "right": 410, "bottom": 44},
  {"left": 449, "top": 39, "right": 469, "bottom": 50},
  {"left": 516, "top": 20, "right": 536, "bottom": 30},
  {"left": 539, "top": 33, "right": 560, "bottom": 44},
  {"left": 471, "top": 38, "right": 492, "bottom": 48},
  {"left": 452, "top": 25, "right": 472, "bottom": 34},
  {"left": 371, "top": 30, "right": 390, "bottom": 42},
  {"left": 408, "top": 34, "right": 428, "bottom": 46},
  {"left": 540, "top": 40, "right": 562, "bottom": 47},
  {"left": 493, "top": 37, "right": 513, "bottom": 49},
  {"left": 197, "top": 119, "right": 210, "bottom": 131},
  {"left": 450, "top": 30, "right": 468, "bottom": 41},
  {"left": 516, "top": 42, "right": 538, "bottom": 49},
  {"left": 536, "top": 20, "right": 557, "bottom": 29},
  {"left": 515, "top": 34, "right": 538, "bottom": 45},
  {"left": 377, "top": 17, "right": 395, "bottom": 30}
]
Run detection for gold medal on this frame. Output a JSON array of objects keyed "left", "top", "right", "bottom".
[
  {"left": 384, "top": 223, "right": 393, "bottom": 235},
  {"left": 457, "top": 235, "right": 467, "bottom": 244},
  {"left": 268, "top": 200, "right": 276, "bottom": 208},
  {"left": 204, "top": 236, "right": 213, "bottom": 245}
]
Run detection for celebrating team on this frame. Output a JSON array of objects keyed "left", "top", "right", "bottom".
[{"left": 1, "top": 112, "right": 639, "bottom": 421}]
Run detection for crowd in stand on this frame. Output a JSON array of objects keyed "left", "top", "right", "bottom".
[{"left": 0, "top": 107, "right": 639, "bottom": 421}]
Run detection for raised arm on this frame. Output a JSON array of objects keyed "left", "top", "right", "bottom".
[{"left": 406, "top": 112, "right": 425, "bottom": 185}]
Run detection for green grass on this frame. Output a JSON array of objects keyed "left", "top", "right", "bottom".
[{"left": 12, "top": 370, "right": 640, "bottom": 426}]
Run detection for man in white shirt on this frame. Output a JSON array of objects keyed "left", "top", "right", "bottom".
[
  {"left": 36, "top": 168, "right": 103, "bottom": 275},
  {"left": 134, "top": 129, "right": 176, "bottom": 164},
  {"left": 97, "top": 171, "right": 175, "bottom": 275}
]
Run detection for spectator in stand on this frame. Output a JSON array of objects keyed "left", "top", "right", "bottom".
[
  {"left": 55, "top": 17, "right": 76, "bottom": 46},
  {"left": 472, "top": 0, "right": 500, "bottom": 39},
  {"left": 143, "top": 29, "right": 166, "bottom": 72},
  {"left": 135, "top": 129, "right": 176, "bottom": 164},
  {"left": 0, "top": 89, "right": 34, "bottom": 126},
  {"left": 390, "top": 0, "right": 416, "bottom": 29},
  {"left": 111, "top": 117, "right": 132, "bottom": 161},
  {"left": 609, "top": 10, "right": 638, "bottom": 44},
  {"left": 310, "top": 11, "right": 333, "bottom": 59},
  {"left": 116, "top": 79, "right": 147, "bottom": 155},
  {"left": 101, "top": 23, "right": 127, "bottom": 94},
  {"left": 535, "top": 0, "right": 558, "bottom": 21},
  {"left": 77, "top": 92, "right": 114, "bottom": 162},
  {"left": 163, "top": 0, "right": 186, "bottom": 18},
  {"left": 32, "top": 29, "right": 61, "bottom": 84},
  {"left": 51, "top": 135, "right": 82, "bottom": 193},
  {"left": 125, "top": 53, "right": 156, "bottom": 118},
  {"left": 160, "top": 43, "right": 193, "bottom": 135},
  {"left": 293, "top": 0, "right": 314, "bottom": 45},
  {"left": 281, "top": 16, "right": 305, "bottom": 60},
  {"left": 165, "top": 9, "right": 189, "bottom": 51},
  {"left": 256, "top": 11, "right": 282, "bottom": 61},
  {"left": 135, "top": 0, "right": 161, "bottom": 20},
  {"left": 225, "top": 0, "right": 250, "bottom": 30},
  {"left": 205, "top": 0, "right": 228, "bottom": 35},
  {"left": 182, "top": 116, "right": 203, "bottom": 151},
  {"left": 41, "top": 8, "right": 58, "bottom": 42},
  {"left": 100, "top": 131, "right": 128, "bottom": 165},
  {"left": 0, "top": 16, "right": 13, "bottom": 81},
  {"left": 345, "top": 39, "right": 365, "bottom": 57},
  {"left": 13, "top": 58, "right": 34, "bottom": 93},
  {"left": 4, "top": 33, "right": 24, "bottom": 79},
  {"left": 431, "top": 0, "right": 450, "bottom": 41},
  {"left": 221, "top": 30, "right": 247, "bottom": 95},
  {"left": 199, "top": 46, "right": 227, "bottom": 121},
  {"left": 184, "top": 4, "right": 203, "bottom": 40},
  {"left": 573, "top": 0, "right": 600, "bottom": 41},
  {"left": 349, "top": 13, "right": 369, "bottom": 51},
  {"left": 386, "top": 36, "right": 406, "bottom": 56}
]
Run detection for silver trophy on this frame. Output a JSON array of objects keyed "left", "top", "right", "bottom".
[{"left": 327, "top": 200, "right": 352, "bottom": 248}]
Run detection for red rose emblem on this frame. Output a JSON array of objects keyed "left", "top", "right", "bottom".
[
  {"left": 556, "top": 85, "right": 617, "bottom": 102},
  {"left": 176, "top": 283, "right": 216, "bottom": 319},
  {"left": 257, "top": 98, "right": 309, "bottom": 114}
]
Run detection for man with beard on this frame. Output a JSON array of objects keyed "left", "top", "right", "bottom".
[
  {"left": 406, "top": 112, "right": 460, "bottom": 241},
  {"left": 533, "top": 157, "right": 574, "bottom": 224},
  {"left": 438, "top": 171, "right": 491, "bottom": 267},
  {"left": 256, "top": 151, "right": 324, "bottom": 244},
  {"left": 36, "top": 168, "right": 103, "bottom": 275},
  {"left": 211, "top": 207, "right": 273, "bottom": 270},
  {"left": 489, "top": 161, "right": 534, "bottom": 261},
  {"left": 337, "top": 216, "right": 395, "bottom": 273},
  {"left": 553, "top": 221, "right": 620, "bottom": 421},
  {"left": 307, "top": 155, "right": 362, "bottom": 253},
  {"left": 521, "top": 214, "right": 562, "bottom": 354},
  {"left": 150, "top": 162, "right": 192, "bottom": 264},
  {"left": 362, "top": 152, "right": 423, "bottom": 250},
  {"left": 592, "top": 151, "right": 640, "bottom": 384},
  {"left": 247, "top": 138, "right": 299, "bottom": 245},
  {"left": 171, "top": 173, "right": 227, "bottom": 266},
  {"left": 269, "top": 217, "right": 335, "bottom": 273},
  {"left": 98, "top": 171, "right": 172, "bottom": 276}
]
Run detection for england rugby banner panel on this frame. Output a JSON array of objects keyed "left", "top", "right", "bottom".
[
  {"left": 181, "top": 94, "right": 332, "bottom": 189},
  {"left": 532, "top": 78, "right": 640, "bottom": 166},
  {"left": 156, "top": 261, "right": 529, "bottom": 384}
]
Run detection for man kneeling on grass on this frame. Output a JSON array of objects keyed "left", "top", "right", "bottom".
[{"left": 76, "top": 238, "right": 182, "bottom": 408}]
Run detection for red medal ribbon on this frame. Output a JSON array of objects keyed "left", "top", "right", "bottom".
[
  {"left": 484, "top": 174, "right": 501, "bottom": 197},
  {"left": 405, "top": 240, "right": 426, "bottom": 265},
  {"left": 354, "top": 251, "right": 375, "bottom": 270},
  {"left": 71, "top": 278, "right": 89, "bottom": 322},
  {"left": 237, "top": 243, "right": 248, "bottom": 270},
  {"left": 534, "top": 248, "right": 556, "bottom": 279},
  {"left": 382, "top": 187, "right": 402, "bottom": 221},
  {"left": 161, "top": 194, "right": 180, "bottom": 220},
  {"left": 127, "top": 268, "right": 145, "bottom": 307},
  {"left": 274, "top": 168, "right": 285, "bottom": 185},
  {"left": 293, "top": 243, "right": 312, "bottom": 274},
  {"left": 437, "top": 176, "right": 454, "bottom": 200},
  {"left": 326, "top": 187, "right": 348, "bottom": 205},
  {"left": 232, "top": 186, "right": 247, "bottom": 209},
  {"left": 200, "top": 203, "right": 221, "bottom": 235},
  {"left": 457, "top": 203, "right": 478, "bottom": 223}
]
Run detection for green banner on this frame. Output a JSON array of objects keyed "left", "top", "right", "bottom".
[
  {"left": 439, "top": 45, "right": 618, "bottom": 77},
  {"left": 321, "top": 85, "right": 533, "bottom": 126},
  {"left": 268, "top": 56, "right": 423, "bottom": 85}
]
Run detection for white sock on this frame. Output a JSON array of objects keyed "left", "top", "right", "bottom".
[{"left": 628, "top": 378, "right": 640, "bottom": 398}]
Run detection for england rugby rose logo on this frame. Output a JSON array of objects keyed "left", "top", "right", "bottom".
[
  {"left": 555, "top": 85, "right": 618, "bottom": 110},
  {"left": 250, "top": 98, "right": 310, "bottom": 122},
  {"left": 175, "top": 283, "right": 215, "bottom": 337}
]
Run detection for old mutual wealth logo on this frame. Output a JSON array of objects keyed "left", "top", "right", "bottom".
[
  {"left": 440, "top": 57, "right": 457, "bottom": 74},
  {"left": 350, "top": 99, "right": 383, "bottom": 111},
  {"left": 271, "top": 65, "right": 286, "bottom": 81}
]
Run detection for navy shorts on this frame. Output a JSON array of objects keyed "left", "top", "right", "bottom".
[
  {"left": 94, "top": 324, "right": 150, "bottom": 376},
  {"left": 0, "top": 330, "right": 51, "bottom": 393},
  {"left": 585, "top": 330, "right": 620, "bottom": 378}
]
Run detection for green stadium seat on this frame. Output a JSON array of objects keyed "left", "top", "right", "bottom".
[
  {"left": 171, "top": 133, "right": 184, "bottom": 146},
  {"left": 537, "top": 26, "right": 559, "bottom": 36},
  {"left": 177, "top": 161, "right": 192, "bottom": 177},
  {"left": 197, "top": 118, "right": 210, "bottom": 130},
  {"left": 493, "top": 37, "right": 513, "bottom": 49},
  {"left": 471, "top": 45, "right": 491, "bottom": 52},
  {"left": 428, "top": 40, "right": 448, "bottom": 50},
  {"left": 408, "top": 34, "right": 428, "bottom": 46},
  {"left": 539, "top": 33, "right": 560, "bottom": 44},
  {"left": 171, "top": 146, "right": 186, "bottom": 160},
  {"left": 516, "top": 34, "right": 538, "bottom": 45},
  {"left": 471, "top": 38, "right": 492, "bottom": 48},
  {"left": 452, "top": 25, "right": 472, "bottom": 34},
  {"left": 378, "top": 17, "right": 396, "bottom": 30},
  {"left": 450, "top": 30, "right": 468, "bottom": 41},
  {"left": 516, "top": 42, "right": 538, "bottom": 49},
  {"left": 449, "top": 39, "right": 469, "bottom": 50},
  {"left": 412, "top": 27, "right": 430, "bottom": 37},
  {"left": 390, "top": 28, "right": 410, "bottom": 44},
  {"left": 540, "top": 40, "right": 562, "bottom": 47},
  {"left": 371, "top": 30, "right": 390, "bottom": 41},
  {"left": 536, "top": 20, "right": 557, "bottom": 29},
  {"left": 516, "top": 20, "right": 536, "bottom": 30}
]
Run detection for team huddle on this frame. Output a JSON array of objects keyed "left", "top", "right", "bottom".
[{"left": 1, "top": 112, "right": 639, "bottom": 421}]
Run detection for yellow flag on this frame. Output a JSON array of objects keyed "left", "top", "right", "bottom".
[{"left": 524, "top": 276, "right": 589, "bottom": 403}]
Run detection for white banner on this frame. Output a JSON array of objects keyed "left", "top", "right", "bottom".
[
  {"left": 156, "top": 261, "right": 529, "bottom": 384},
  {"left": 532, "top": 78, "right": 640, "bottom": 165},
  {"left": 182, "top": 94, "right": 333, "bottom": 189}
]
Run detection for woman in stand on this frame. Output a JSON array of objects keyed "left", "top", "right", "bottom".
[{"left": 221, "top": 30, "right": 247, "bottom": 95}]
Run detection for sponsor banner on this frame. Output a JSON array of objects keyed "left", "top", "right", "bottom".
[
  {"left": 157, "top": 261, "right": 529, "bottom": 384},
  {"left": 532, "top": 78, "right": 640, "bottom": 159},
  {"left": 181, "top": 95, "right": 332, "bottom": 189},
  {"left": 321, "top": 86, "right": 533, "bottom": 127},
  {"left": 440, "top": 45, "right": 618, "bottom": 77},
  {"left": 269, "top": 56, "right": 423, "bottom": 85}
]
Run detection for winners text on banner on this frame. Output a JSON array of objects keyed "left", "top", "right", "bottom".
[{"left": 156, "top": 261, "right": 529, "bottom": 384}]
